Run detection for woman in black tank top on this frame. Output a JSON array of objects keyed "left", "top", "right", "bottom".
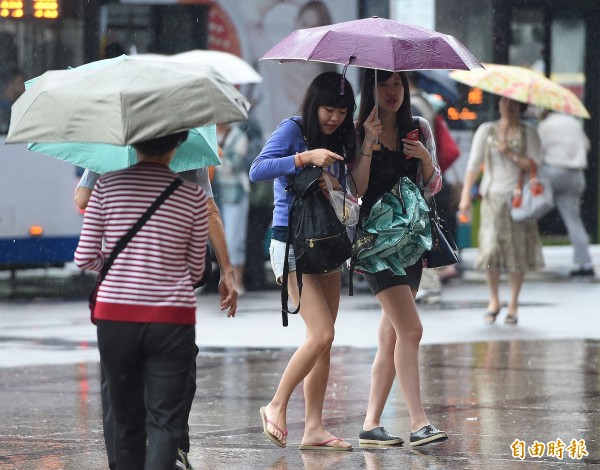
[{"left": 350, "top": 69, "right": 448, "bottom": 447}]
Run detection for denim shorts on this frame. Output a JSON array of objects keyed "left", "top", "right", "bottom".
[
  {"left": 269, "top": 239, "right": 296, "bottom": 284},
  {"left": 269, "top": 239, "right": 342, "bottom": 285}
]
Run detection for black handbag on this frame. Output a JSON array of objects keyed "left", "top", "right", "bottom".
[
  {"left": 280, "top": 164, "right": 352, "bottom": 326},
  {"left": 424, "top": 198, "right": 460, "bottom": 268}
]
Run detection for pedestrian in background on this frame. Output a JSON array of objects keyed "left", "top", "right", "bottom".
[
  {"left": 75, "top": 132, "right": 207, "bottom": 470},
  {"left": 241, "top": 116, "right": 272, "bottom": 291},
  {"left": 214, "top": 122, "right": 250, "bottom": 295},
  {"left": 408, "top": 72, "right": 461, "bottom": 285},
  {"left": 352, "top": 69, "right": 448, "bottom": 447},
  {"left": 0, "top": 66, "right": 25, "bottom": 134},
  {"left": 250, "top": 71, "right": 355, "bottom": 450},
  {"left": 538, "top": 110, "right": 595, "bottom": 277},
  {"left": 459, "top": 97, "right": 544, "bottom": 325}
]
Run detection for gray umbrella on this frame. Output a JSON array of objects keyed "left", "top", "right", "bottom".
[{"left": 6, "top": 56, "right": 250, "bottom": 145}]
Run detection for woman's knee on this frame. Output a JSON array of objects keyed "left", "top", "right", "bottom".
[
  {"left": 378, "top": 321, "right": 397, "bottom": 352},
  {"left": 307, "top": 328, "right": 335, "bottom": 352},
  {"left": 399, "top": 323, "right": 423, "bottom": 346}
]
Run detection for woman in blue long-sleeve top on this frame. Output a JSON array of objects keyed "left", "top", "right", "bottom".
[{"left": 250, "top": 72, "right": 356, "bottom": 451}]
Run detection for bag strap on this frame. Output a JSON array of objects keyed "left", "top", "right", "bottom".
[
  {"left": 281, "top": 196, "right": 302, "bottom": 327},
  {"left": 514, "top": 125, "right": 536, "bottom": 192},
  {"left": 97, "top": 177, "right": 183, "bottom": 284}
]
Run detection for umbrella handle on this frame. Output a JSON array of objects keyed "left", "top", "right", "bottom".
[{"left": 372, "top": 68, "right": 381, "bottom": 151}]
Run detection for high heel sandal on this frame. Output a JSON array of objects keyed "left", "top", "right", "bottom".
[
  {"left": 484, "top": 309, "right": 501, "bottom": 323},
  {"left": 504, "top": 314, "right": 518, "bottom": 325}
]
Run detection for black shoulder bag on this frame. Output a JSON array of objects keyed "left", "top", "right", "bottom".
[
  {"left": 89, "top": 177, "right": 183, "bottom": 323},
  {"left": 423, "top": 197, "right": 459, "bottom": 268},
  {"left": 280, "top": 119, "right": 352, "bottom": 326}
]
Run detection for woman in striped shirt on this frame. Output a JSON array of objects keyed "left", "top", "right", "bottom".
[{"left": 75, "top": 131, "right": 208, "bottom": 470}]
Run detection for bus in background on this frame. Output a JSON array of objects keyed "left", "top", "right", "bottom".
[{"left": 0, "top": 137, "right": 83, "bottom": 271}]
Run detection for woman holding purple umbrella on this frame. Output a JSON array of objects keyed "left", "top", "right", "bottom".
[{"left": 350, "top": 69, "right": 448, "bottom": 447}]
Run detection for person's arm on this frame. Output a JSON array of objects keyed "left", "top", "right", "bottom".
[
  {"left": 350, "top": 107, "right": 381, "bottom": 197},
  {"left": 411, "top": 116, "right": 442, "bottom": 196},
  {"left": 187, "top": 190, "right": 209, "bottom": 286},
  {"left": 74, "top": 186, "right": 93, "bottom": 210},
  {"left": 459, "top": 123, "right": 489, "bottom": 212},
  {"left": 249, "top": 118, "right": 343, "bottom": 183},
  {"left": 74, "top": 169, "right": 100, "bottom": 210},
  {"left": 207, "top": 198, "right": 237, "bottom": 317},
  {"left": 190, "top": 167, "right": 237, "bottom": 317},
  {"left": 74, "top": 180, "right": 105, "bottom": 272},
  {"left": 459, "top": 169, "right": 479, "bottom": 213}
]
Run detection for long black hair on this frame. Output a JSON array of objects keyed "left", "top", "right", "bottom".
[
  {"left": 299, "top": 71, "right": 356, "bottom": 162},
  {"left": 357, "top": 69, "right": 413, "bottom": 146}
]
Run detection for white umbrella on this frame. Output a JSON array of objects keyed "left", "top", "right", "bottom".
[
  {"left": 134, "top": 50, "right": 263, "bottom": 85},
  {"left": 6, "top": 56, "right": 250, "bottom": 145}
]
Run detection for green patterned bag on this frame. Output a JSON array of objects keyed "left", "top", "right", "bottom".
[{"left": 353, "top": 177, "right": 432, "bottom": 276}]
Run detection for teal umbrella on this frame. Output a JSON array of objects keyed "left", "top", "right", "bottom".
[{"left": 28, "top": 125, "right": 220, "bottom": 174}]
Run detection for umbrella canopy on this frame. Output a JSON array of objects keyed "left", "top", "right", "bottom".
[
  {"left": 28, "top": 125, "right": 220, "bottom": 175},
  {"left": 261, "top": 16, "right": 483, "bottom": 72},
  {"left": 6, "top": 56, "right": 250, "bottom": 145},
  {"left": 133, "top": 50, "right": 263, "bottom": 85},
  {"left": 415, "top": 70, "right": 459, "bottom": 104},
  {"left": 449, "top": 63, "right": 590, "bottom": 119}
]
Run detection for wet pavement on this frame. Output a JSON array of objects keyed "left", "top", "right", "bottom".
[{"left": 0, "top": 246, "right": 599, "bottom": 469}]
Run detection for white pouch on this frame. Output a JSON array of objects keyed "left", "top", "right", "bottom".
[{"left": 324, "top": 174, "right": 360, "bottom": 227}]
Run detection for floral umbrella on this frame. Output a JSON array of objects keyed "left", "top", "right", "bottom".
[{"left": 449, "top": 63, "right": 590, "bottom": 119}]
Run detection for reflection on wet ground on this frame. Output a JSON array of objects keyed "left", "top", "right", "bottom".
[{"left": 0, "top": 340, "right": 598, "bottom": 469}]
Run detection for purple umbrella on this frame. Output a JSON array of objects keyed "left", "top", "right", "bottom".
[
  {"left": 261, "top": 16, "right": 483, "bottom": 72},
  {"left": 261, "top": 17, "right": 482, "bottom": 148}
]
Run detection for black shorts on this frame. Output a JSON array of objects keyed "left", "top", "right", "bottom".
[{"left": 362, "top": 259, "right": 423, "bottom": 295}]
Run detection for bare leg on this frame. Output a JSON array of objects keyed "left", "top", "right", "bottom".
[
  {"left": 263, "top": 272, "right": 338, "bottom": 446},
  {"left": 362, "top": 313, "right": 396, "bottom": 430},
  {"left": 507, "top": 271, "right": 524, "bottom": 316},
  {"left": 375, "top": 286, "right": 428, "bottom": 431},
  {"left": 486, "top": 269, "right": 501, "bottom": 312},
  {"left": 363, "top": 289, "right": 417, "bottom": 430},
  {"left": 301, "top": 272, "right": 350, "bottom": 448}
]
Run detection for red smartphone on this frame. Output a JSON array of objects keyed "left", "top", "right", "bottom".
[{"left": 406, "top": 129, "right": 419, "bottom": 141}]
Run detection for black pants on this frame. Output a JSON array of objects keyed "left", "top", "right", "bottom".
[
  {"left": 101, "top": 345, "right": 199, "bottom": 468},
  {"left": 97, "top": 320, "right": 195, "bottom": 470}
]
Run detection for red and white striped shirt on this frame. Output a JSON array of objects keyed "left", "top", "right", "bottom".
[{"left": 75, "top": 162, "right": 208, "bottom": 325}]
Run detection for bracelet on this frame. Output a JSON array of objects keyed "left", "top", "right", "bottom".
[
  {"left": 360, "top": 150, "right": 372, "bottom": 158},
  {"left": 421, "top": 158, "right": 433, "bottom": 167},
  {"left": 295, "top": 152, "right": 304, "bottom": 167}
]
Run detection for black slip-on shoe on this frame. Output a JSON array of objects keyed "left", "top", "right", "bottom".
[
  {"left": 570, "top": 268, "right": 595, "bottom": 277},
  {"left": 409, "top": 425, "right": 448, "bottom": 447},
  {"left": 359, "top": 426, "right": 404, "bottom": 445}
]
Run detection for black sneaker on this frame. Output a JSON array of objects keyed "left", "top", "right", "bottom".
[
  {"left": 359, "top": 426, "right": 404, "bottom": 445},
  {"left": 569, "top": 268, "right": 595, "bottom": 277},
  {"left": 409, "top": 424, "right": 448, "bottom": 447}
]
